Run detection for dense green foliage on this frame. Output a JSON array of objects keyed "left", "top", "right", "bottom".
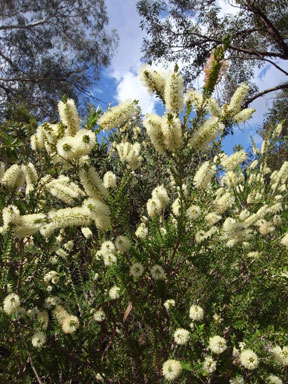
[{"left": 0, "top": 66, "right": 288, "bottom": 384}]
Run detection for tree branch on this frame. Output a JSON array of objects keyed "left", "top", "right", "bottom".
[
  {"left": 245, "top": 1, "right": 288, "bottom": 58},
  {"left": 0, "top": 17, "right": 49, "bottom": 30},
  {"left": 243, "top": 83, "right": 288, "bottom": 107},
  {"left": 172, "top": 31, "right": 287, "bottom": 59},
  {"left": 226, "top": 55, "right": 288, "bottom": 76}
]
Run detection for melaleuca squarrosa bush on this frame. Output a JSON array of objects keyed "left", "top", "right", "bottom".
[{"left": 0, "top": 67, "right": 287, "bottom": 384}]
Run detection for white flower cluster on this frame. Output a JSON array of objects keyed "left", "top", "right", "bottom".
[
  {"left": 116, "top": 141, "right": 142, "bottom": 170},
  {"left": 143, "top": 113, "right": 183, "bottom": 154},
  {"left": 189, "top": 116, "right": 225, "bottom": 151},
  {"left": 96, "top": 236, "right": 131, "bottom": 266},
  {"left": 98, "top": 99, "right": 137, "bottom": 131},
  {"left": 193, "top": 161, "right": 216, "bottom": 189},
  {"left": 138, "top": 64, "right": 165, "bottom": 99},
  {"left": 1, "top": 163, "right": 38, "bottom": 193},
  {"left": 147, "top": 185, "right": 170, "bottom": 218},
  {"left": 53, "top": 305, "right": 79, "bottom": 334}
]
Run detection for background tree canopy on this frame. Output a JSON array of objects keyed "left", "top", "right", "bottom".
[
  {"left": 137, "top": 0, "right": 288, "bottom": 105},
  {"left": 0, "top": 0, "right": 118, "bottom": 121}
]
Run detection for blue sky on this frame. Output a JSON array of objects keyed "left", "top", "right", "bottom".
[{"left": 93, "top": 0, "right": 288, "bottom": 155}]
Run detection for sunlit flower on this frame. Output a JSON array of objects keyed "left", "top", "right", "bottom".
[{"left": 162, "top": 359, "right": 182, "bottom": 381}]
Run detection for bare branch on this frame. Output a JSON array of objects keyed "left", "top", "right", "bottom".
[
  {"left": 0, "top": 17, "right": 50, "bottom": 30},
  {"left": 243, "top": 83, "right": 288, "bottom": 107}
]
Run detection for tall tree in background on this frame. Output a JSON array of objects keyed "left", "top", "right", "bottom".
[
  {"left": 137, "top": 0, "right": 288, "bottom": 105},
  {"left": 257, "top": 88, "right": 288, "bottom": 169},
  {"left": 0, "top": 0, "right": 118, "bottom": 120}
]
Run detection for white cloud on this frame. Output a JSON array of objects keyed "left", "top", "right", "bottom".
[
  {"left": 115, "top": 70, "right": 159, "bottom": 113},
  {"left": 104, "top": 0, "right": 160, "bottom": 113},
  {"left": 217, "top": 0, "right": 241, "bottom": 17}
]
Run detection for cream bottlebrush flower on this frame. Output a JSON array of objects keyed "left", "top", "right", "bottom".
[
  {"left": 94, "top": 308, "right": 106, "bottom": 322},
  {"left": 229, "top": 377, "right": 244, "bottom": 384},
  {"left": 31, "top": 125, "right": 46, "bottom": 151},
  {"left": 44, "top": 271, "right": 59, "bottom": 284},
  {"left": 239, "top": 209, "right": 250, "bottom": 221},
  {"left": 189, "top": 116, "right": 224, "bottom": 151},
  {"left": 116, "top": 142, "right": 142, "bottom": 170},
  {"left": 95, "top": 373, "right": 105, "bottom": 383},
  {"left": 209, "top": 335, "right": 227, "bottom": 354},
  {"left": 130, "top": 262, "right": 144, "bottom": 278},
  {"left": 186, "top": 205, "right": 201, "bottom": 220},
  {"left": 115, "top": 235, "right": 131, "bottom": 252},
  {"left": 193, "top": 161, "right": 216, "bottom": 189},
  {"left": 37, "top": 311, "right": 49, "bottom": 330},
  {"left": 32, "top": 331, "right": 46, "bottom": 348},
  {"left": 239, "top": 349, "right": 259, "bottom": 370},
  {"left": 161, "top": 114, "right": 183, "bottom": 150},
  {"left": 152, "top": 185, "right": 170, "bottom": 209},
  {"left": 247, "top": 251, "right": 261, "bottom": 259},
  {"left": 58, "top": 99, "right": 80, "bottom": 135},
  {"left": 164, "top": 71, "right": 184, "bottom": 114},
  {"left": 164, "top": 299, "right": 175, "bottom": 311},
  {"left": 25, "top": 162, "right": 38, "bottom": 194},
  {"left": 56, "top": 136, "right": 77, "bottom": 160},
  {"left": 143, "top": 113, "right": 166, "bottom": 154},
  {"left": 151, "top": 265, "right": 165, "bottom": 280},
  {"left": 147, "top": 197, "right": 162, "bottom": 218},
  {"left": 206, "top": 98, "right": 221, "bottom": 117},
  {"left": 103, "top": 171, "right": 117, "bottom": 189},
  {"left": 189, "top": 305, "right": 204, "bottom": 321},
  {"left": 103, "top": 253, "right": 117, "bottom": 266},
  {"left": 233, "top": 108, "right": 255, "bottom": 123},
  {"left": 109, "top": 286, "right": 121, "bottom": 300},
  {"left": 3, "top": 293, "right": 20, "bottom": 315},
  {"left": 221, "top": 150, "right": 247, "bottom": 171},
  {"left": 47, "top": 178, "right": 81, "bottom": 205},
  {"left": 81, "top": 227, "right": 93, "bottom": 239},
  {"left": 74, "top": 129, "right": 96, "bottom": 156},
  {"left": 2, "top": 205, "right": 20, "bottom": 229},
  {"left": 273, "top": 215, "right": 282, "bottom": 226},
  {"left": 162, "top": 359, "right": 182, "bottom": 381},
  {"left": 205, "top": 212, "right": 222, "bottom": 226},
  {"left": 280, "top": 233, "right": 288, "bottom": 247},
  {"left": 135, "top": 223, "right": 148, "bottom": 239},
  {"left": 138, "top": 64, "right": 165, "bottom": 99},
  {"left": 79, "top": 166, "right": 108, "bottom": 200},
  {"left": 185, "top": 89, "right": 204, "bottom": 109},
  {"left": 172, "top": 198, "right": 181, "bottom": 216},
  {"left": 53, "top": 305, "right": 69, "bottom": 325},
  {"left": 267, "top": 375, "right": 283, "bottom": 384},
  {"left": 195, "top": 230, "right": 207, "bottom": 243},
  {"left": 62, "top": 315, "right": 80, "bottom": 334},
  {"left": 49, "top": 207, "right": 91, "bottom": 230},
  {"left": 173, "top": 328, "right": 190, "bottom": 345},
  {"left": 227, "top": 83, "right": 249, "bottom": 114},
  {"left": 203, "top": 355, "right": 217, "bottom": 373},
  {"left": 271, "top": 345, "right": 288, "bottom": 366},
  {"left": 83, "top": 198, "right": 110, "bottom": 221},
  {"left": 214, "top": 192, "right": 235, "bottom": 214},
  {"left": 45, "top": 296, "right": 61, "bottom": 309},
  {"left": 14, "top": 213, "right": 46, "bottom": 237},
  {"left": 98, "top": 99, "right": 136, "bottom": 131},
  {"left": 101, "top": 240, "right": 116, "bottom": 256},
  {"left": 213, "top": 314, "right": 222, "bottom": 324},
  {"left": 2, "top": 164, "right": 25, "bottom": 189}
]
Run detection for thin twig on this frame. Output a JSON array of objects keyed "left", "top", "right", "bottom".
[{"left": 28, "top": 356, "right": 43, "bottom": 384}]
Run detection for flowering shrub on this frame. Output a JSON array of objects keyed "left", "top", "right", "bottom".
[{"left": 0, "top": 65, "right": 287, "bottom": 383}]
